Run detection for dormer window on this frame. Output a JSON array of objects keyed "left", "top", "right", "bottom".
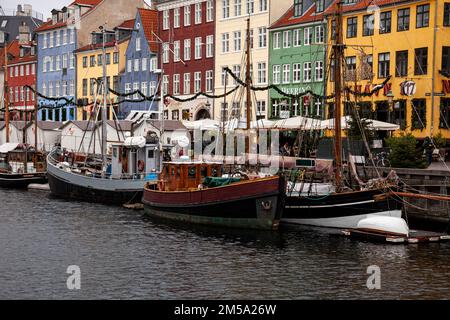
[
  {"left": 52, "top": 14, "right": 58, "bottom": 24},
  {"left": 20, "top": 48, "right": 24, "bottom": 58},
  {"left": 316, "top": 0, "right": 325, "bottom": 13},
  {"left": 294, "top": 0, "right": 303, "bottom": 17}
]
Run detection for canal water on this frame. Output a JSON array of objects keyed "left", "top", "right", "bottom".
[{"left": 1, "top": 188, "right": 449, "bottom": 300}]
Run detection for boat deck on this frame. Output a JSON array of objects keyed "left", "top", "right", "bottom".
[{"left": 342, "top": 229, "right": 450, "bottom": 244}]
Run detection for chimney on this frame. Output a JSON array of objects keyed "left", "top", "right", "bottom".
[
  {"left": 23, "top": 4, "right": 32, "bottom": 16},
  {"left": 18, "top": 22, "right": 30, "bottom": 44}
]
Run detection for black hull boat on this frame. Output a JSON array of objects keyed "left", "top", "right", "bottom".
[
  {"left": 283, "top": 188, "right": 402, "bottom": 229},
  {"left": 0, "top": 172, "right": 47, "bottom": 189}
]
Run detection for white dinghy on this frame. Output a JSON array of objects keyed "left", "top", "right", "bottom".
[{"left": 356, "top": 216, "right": 409, "bottom": 237}]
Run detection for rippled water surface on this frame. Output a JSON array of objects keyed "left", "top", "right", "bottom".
[{"left": 1, "top": 189, "right": 449, "bottom": 300}]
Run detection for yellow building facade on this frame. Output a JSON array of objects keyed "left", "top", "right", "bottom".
[
  {"left": 75, "top": 38, "right": 129, "bottom": 120},
  {"left": 326, "top": 0, "right": 450, "bottom": 140},
  {"left": 213, "top": 0, "right": 291, "bottom": 121}
]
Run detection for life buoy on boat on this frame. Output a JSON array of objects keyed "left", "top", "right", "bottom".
[{"left": 138, "top": 160, "right": 145, "bottom": 172}]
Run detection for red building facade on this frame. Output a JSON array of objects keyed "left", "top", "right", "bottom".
[
  {"left": 157, "top": 0, "right": 215, "bottom": 121},
  {"left": 6, "top": 40, "right": 37, "bottom": 121}
]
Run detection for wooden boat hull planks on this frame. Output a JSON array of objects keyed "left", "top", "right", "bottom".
[{"left": 0, "top": 172, "right": 47, "bottom": 189}]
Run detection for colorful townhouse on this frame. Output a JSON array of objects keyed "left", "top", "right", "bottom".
[
  {"left": 6, "top": 39, "right": 38, "bottom": 121},
  {"left": 268, "top": 0, "right": 333, "bottom": 120},
  {"left": 213, "top": 0, "right": 292, "bottom": 121},
  {"left": 119, "top": 8, "right": 159, "bottom": 119},
  {"left": 74, "top": 19, "right": 134, "bottom": 120},
  {"left": 35, "top": 0, "right": 144, "bottom": 121},
  {"left": 325, "top": 0, "right": 450, "bottom": 140},
  {"left": 156, "top": 0, "right": 216, "bottom": 121}
]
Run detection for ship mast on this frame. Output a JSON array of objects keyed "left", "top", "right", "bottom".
[
  {"left": 100, "top": 26, "right": 108, "bottom": 175},
  {"left": 245, "top": 18, "right": 251, "bottom": 159},
  {"left": 333, "top": 1, "right": 344, "bottom": 192},
  {"left": 4, "top": 41, "right": 10, "bottom": 143}
]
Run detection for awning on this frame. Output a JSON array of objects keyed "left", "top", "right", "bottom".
[
  {"left": 0, "top": 143, "right": 20, "bottom": 153},
  {"left": 182, "top": 119, "right": 220, "bottom": 131},
  {"left": 273, "top": 116, "right": 322, "bottom": 130},
  {"left": 321, "top": 116, "right": 400, "bottom": 131}
]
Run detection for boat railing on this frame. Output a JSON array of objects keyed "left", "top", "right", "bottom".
[{"left": 47, "top": 147, "right": 158, "bottom": 181}]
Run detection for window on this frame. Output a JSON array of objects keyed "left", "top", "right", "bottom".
[
  {"left": 163, "top": 10, "right": 169, "bottom": 30},
  {"left": 363, "top": 14, "right": 374, "bottom": 36},
  {"left": 304, "top": 62, "right": 312, "bottom": 82},
  {"left": 56, "top": 31, "right": 60, "bottom": 46},
  {"left": 396, "top": 50, "right": 408, "bottom": 77},
  {"left": 163, "top": 43, "right": 169, "bottom": 63},
  {"left": 380, "top": 11, "right": 392, "bottom": 34},
  {"left": 234, "top": 31, "right": 242, "bottom": 51},
  {"left": 294, "top": 0, "right": 303, "bottom": 17},
  {"left": 259, "top": 27, "right": 267, "bottom": 48},
  {"left": 194, "top": 72, "right": 202, "bottom": 93},
  {"left": 195, "top": 37, "right": 202, "bottom": 59},
  {"left": 223, "top": 0, "right": 230, "bottom": 18},
  {"left": 206, "top": 70, "right": 213, "bottom": 92},
  {"left": 235, "top": 0, "right": 242, "bottom": 16},
  {"left": 283, "top": 64, "right": 291, "bottom": 83},
  {"left": 70, "top": 29, "right": 75, "bottom": 43},
  {"left": 134, "top": 58, "right": 140, "bottom": 72},
  {"left": 304, "top": 27, "right": 312, "bottom": 45},
  {"left": 232, "top": 65, "right": 241, "bottom": 85},
  {"left": 31, "top": 64, "right": 35, "bottom": 75},
  {"left": 150, "top": 81, "right": 157, "bottom": 95},
  {"left": 142, "top": 58, "right": 147, "bottom": 71},
  {"left": 293, "top": 63, "right": 301, "bottom": 83},
  {"left": 283, "top": 31, "right": 291, "bottom": 48},
  {"left": 42, "top": 33, "right": 47, "bottom": 48},
  {"left": 440, "top": 98, "right": 450, "bottom": 128},
  {"left": 273, "top": 65, "right": 281, "bottom": 84},
  {"left": 173, "top": 74, "right": 180, "bottom": 95},
  {"left": 56, "top": 55, "right": 61, "bottom": 70},
  {"left": 184, "top": 5, "right": 191, "bottom": 26},
  {"left": 195, "top": 3, "right": 202, "bottom": 24},
  {"left": 90, "top": 78, "right": 96, "bottom": 95},
  {"left": 316, "top": 0, "right": 325, "bottom": 13},
  {"left": 69, "top": 80, "right": 74, "bottom": 96},
  {"left": 184, "top": 39, "right": 191, "bottom": 60},
  {"left": 346, "top": 56, "right": 356, "bottom": 80},
  {"left": 273, "top": 32, "right": 281, "bottom": 49},
  {"left": 445, "top": 3, "right": 450, "bottom": 26},
  {"left": 416, "top": 4, "right": 430, "bottom": 28},
  {"left": 378, "top": 52, "right": 390, "bottom": 78},
  {"left": 20, "top": 65, "right": 24, "bottom": 76},
  {"left": 294, "top": 29, "right": 301, "bottom": 46},
  {"left": 257, "top": 62, "right": 266, "bottom": 84},
  {"left": 207, "top": 1, "right": 214, "bottom": 22},
  {"left": 127, "top": 59, "right": 132, "bottom": 72},
  {"left": 257, "top": 101, "right": 266, "bottom": 116},
  {"left": 125, "top": 83, "right": 131, "bottom": 95},
  {"left": 411, "top": 99, "right": 427, "bottom": 130},
  {"left": 82, "top": 79, "right": 88, "bottom": 96},
  {"left": 221, "top": 66, "right": 229, "bottom": 86},
  {"left": 140, "top": 82, "right": 147, "bottom": 96},
  {"left": 315, "top": 61, "right": 323, "bottom": 81},
  {"left": 112, "top": 52, "right": 119, "bottom": 64},
  {"left": 315, "top": 25, "right": 324, "bottom": 43},
  {"left": 222, "top": 33, "right": 230, "bottom": 53},
  {"left": 442, "top": 46, "right": 450, "bottom": 72},
  {"left": 397, "top": 8, "right": 410, "bottom": 31},
  {"left": 347, "top": 17, "right": 358, "bottom": 38},
  {"left": 136, "top": 37, "right": 141, "bottom": 51},
  {"left": 62, "top": 54, "right": 68, "bottom": 69},
  {"left": 90, "top": 55, "right": 95, "bottom": 67},
  {"left": 415, "top": 47, "right": 428, "bottom": 75},
  {"left": 83, "top": 56, "right": 88, "bottom": 68},
  {"left": 174, "top": 41, "right": 180, "bottom": 62},
  {"left": 133, "top": 82, "right": 139, "bottom": 99},
  {"left": 184, "top": 73, "right": 191, "bottom": 94},
  {"left": 206, "top": 35, "right": 214, "bottom": 57},
  {"left": 246, "top": 0, "right": 254, "bottom": 14}
]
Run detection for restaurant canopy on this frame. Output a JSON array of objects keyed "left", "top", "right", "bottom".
[
  {"left": 273, "top": 116, "right": 322, "bottom": 130},
  {"left": 320, "top": 116, "right": 400, "bottom": 131},
  {"left": 182, "top": 119, "right": 220, "bottom": 131}
]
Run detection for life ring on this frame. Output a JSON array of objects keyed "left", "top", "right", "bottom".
[{"left": 138, "top": 160, "right": 145, "bottom": 172}]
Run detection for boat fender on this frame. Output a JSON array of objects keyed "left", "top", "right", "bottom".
[
  {"left": 138, "top": 160, "right": 145, "bottom": 172},
  {"left": 262, "top": 200, "right": 272, "bottom": 210}
]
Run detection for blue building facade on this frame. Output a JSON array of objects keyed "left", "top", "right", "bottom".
[
  {"left": 36, "top": 25, "right": 77, "bottom": 121},
  {"left": 119, "top": 9, "right": 159, "bottom": 119}
]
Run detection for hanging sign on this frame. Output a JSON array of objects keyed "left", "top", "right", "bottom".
[{"left": 400, "top": 80, "right": 417, "bottom": 96}]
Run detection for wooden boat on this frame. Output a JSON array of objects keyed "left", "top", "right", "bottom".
[
  {"left": 142, "top": 162, "right": 285, "bottom": 230},
  {"left": 0, "top": 143, "right": 47, "bottom": 189}
]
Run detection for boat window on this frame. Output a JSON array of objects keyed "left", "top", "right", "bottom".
[
  {"left": 188, "top": 166, "right": 196, "bottom": 178},
  {"left": 201, "top": 166, "right": 207, "bottom": 177},
  {"left": 171, "top": 167, "right": 175, "bottom": 176},
  {"left": 212, "top": 167, "right": 218, "bottom": 177},
  {"left": 148, "top": 150, "right": 154, "bottom": 159}
]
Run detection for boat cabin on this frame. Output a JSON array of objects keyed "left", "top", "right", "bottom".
[
  {"left": 0, "top": 143, "right": 46, "bottom": 173},
  {"left": 110, "top": 132, "right": 164, "bottom": 179},
  {"left": 158, "top": 162, "right": 225, "bottom": 191}
]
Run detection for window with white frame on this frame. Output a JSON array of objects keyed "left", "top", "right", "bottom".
[
  {"left": 206, "top": 70, "right": 213, "bottom": 92},
  {"left": 42, "top": 34, "right": 47, "bottom": 48},
  {"left": 259, "top": 27, "right": 267, "bottom": 48},
  {"left": 150, "top": 81, "right": 156, "bottom": 95},
  {"left": 70, "top": 80, "right": 75, "bottom": 96},
  {"left": 63, "top": 29, "right": 67, "bottom": 44},
  {"left": 233, "top": 31, "right": 241, "bottom": 51},
  {"left": 56, "top": 31, "right": 60, "bottom": 46},
  {"left": 142, "top": 57, "right": 147, "bottom": 71},
  {"left": 141, "top": 82, "right": 148, "bottom": 96},
  {"left": 221, "top": 66, "right": 229, "bottom": 86},
  {"left": 232, "top": 64, "right": 241, "bottom": 85},
  {"left": 195, "top": 37, "right": 202, "bottom": 59},
  {"left": 303, "top": 62, "right": 312, "bottom": 82},
  {"left": 206, "top": 35, "right": 214, "bottom": 57},
  {"left": 184, "top": 5, "right": 191, "bottom": 26},
  {"left": 283, "top": 64, "right": 290, "bottom": 83},
  {"left": 257, "top": 62, "right": 266, "bottom": 84},
  {"left": 273, "top": 65, "right": 281, "bottom": 84},
  {"left": 49, "top": 32, "right": 54, "bottom": 48},
  {"left": 223, "top": 0, "right": 230, "bottom": 18},
  {"left": 174, "top": 8, "right": 180, "bottom": 28},
  {"left": 294, "top": 29, "right": 301, "bottom": 46},
  {"left": 246, "top": 0, "right": 254, "bottom": 14},
  {"left": 293, "top": 63, "right": 302, "bottom": 82},
  {"left": 125, "top": 83, "right": 131, "bottom": 94},
  {"left": 62, "top": 54, "right": 68, "bottom": 69},
  {"left": 195, "top": 3, "right": 202, "bottom": 24},
  {"left": 259, "top": 0, "right": 267, "bottom": 12},
  {"left": 134, "top": 59, "right": 140, "bottom": 72},
  {"left": 55, "top": 82, "right": 60, "bottom": 97},
  {"left": 48, "top": 82, "right": 53, "bottom": 97},
  {"left": 235, "top": 0, "right": 242, "bottom": 16},
  {"left": 20, "top": 65, "right": 24, "bottom": 76},
  {"left": 174, "top": 41, "right": 180, "bottom": 62},
  {"left": 127, "top": 59, "right": 132, "bottom": 72},
  {"left": 183, "top": 73, "right": 191, "bottom": 94},
  {"left": 163, "top": 10, "right": 169, "bottom": 30},
  {"left": 222, "top": 33, "right": 230, "bottom": 53},
  {"left": 163, "top": 76, "right": 169, "bottom": 94},
  {"left": 70, "top": 53, "right": 74, "bottom": 69},
  {"left": 136, "top": 37, "right": 141, "bottom": 51},
  {"left": 184, "top": 39, "right": 191, "bottom": 60},
  {"left": 31, "top": 64, "right": 35, "bottom": 75},
  {"left": 315, "top": 25, "right": 324, "bottom": 43},
  {"left": 283, "top": 30, "right": 291, "bottom": 48},
  {"left": 304, "top": 27, "right": 312, "bottom": 45},
  {"left": 315, "top": 61, "right": 323, "bottom": 81},
  {"left": 206, "top": 1, "right": 214, "bottom": 22},
  {"left": 257, "top": 101, "right": 266, "bottom": 116},
  {"left": 173, "top": 74, "right": 180, "bottom": 95},
  {"left": 56, "top": 55, "right": 61, "bottom": 71},
  {"left": 163, "top": 43, "right": 169, "bottom": 63},
  {"left": 273, "top": 32, "right": 281, "bottom": 49},
  {"left": 194, "top": 72, "right": 201, "bottom": 93},
  {"left": 133, "top": 82, "right": 139, "bottom": 99}
]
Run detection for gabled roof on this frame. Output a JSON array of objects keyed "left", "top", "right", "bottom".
[
  {"left": 116, "top": 19, "right": 135, "bottom": 30},
  {"left": 7, "top": 41, "right": 37, "bottom": 66},
  {"left": 0, "top": 40, "right": 20, "bottom": 67},
  {"left": 137, "top": 8, "right": 159, "bottom": 53},
  {"left": 271, "top": 4, "right": 326, "bottom": 30},
  {"left": 105, "top": 120, "right": 134, "bottom": 132},
  {"left": 324, "top": 0, "right": 412, "bottom": 15},
  {"left": 60, "top": 120, "right": 98, "bottom": 131}
]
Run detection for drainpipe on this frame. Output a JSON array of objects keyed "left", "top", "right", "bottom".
[{"left": 430, "top": 0, "right": 439, "bottom": 138}]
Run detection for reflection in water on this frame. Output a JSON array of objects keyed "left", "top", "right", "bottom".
[{"left": 0, "top": 189, "right": 449, "bottom": 300}]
